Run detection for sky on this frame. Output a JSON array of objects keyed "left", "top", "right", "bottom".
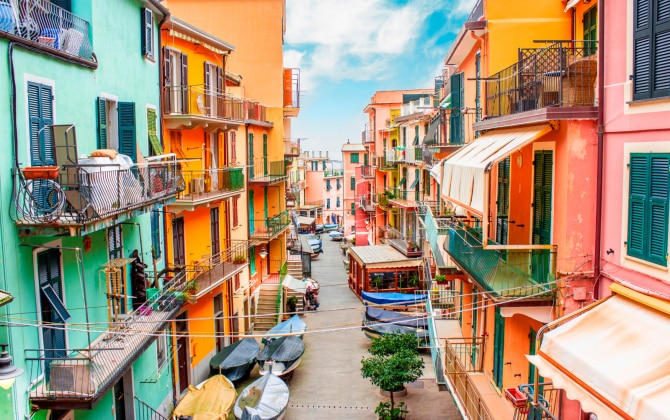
[{"left": 283, "top": 0, "right": 477, "bottom": 164}]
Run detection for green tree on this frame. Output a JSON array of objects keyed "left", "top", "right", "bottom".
[{"left": 361, "top": 333, "right": 424, "bottom": 419}]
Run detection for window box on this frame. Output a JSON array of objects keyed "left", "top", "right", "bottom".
[
  {"left": 22, "top": 166, "right": 59, "bottom": 180},
  {"left": 504, "top": 387, "right": 528, "bottom": 408}
]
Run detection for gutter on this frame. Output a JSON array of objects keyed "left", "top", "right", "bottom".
[{"left": 594, "top": 0, "right": 605, "bottom": 299}]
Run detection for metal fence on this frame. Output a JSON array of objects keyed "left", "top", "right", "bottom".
[
  {"left": 249, "top": 158, "right": 286, "bottom": 181},
  {"left": 178, "top": 167, "right": 244, "bottom": 199},
  {"left": 162, "top": 85, "right": 245, "bottom": 121}
]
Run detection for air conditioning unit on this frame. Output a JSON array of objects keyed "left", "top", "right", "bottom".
[
  {"left": 190, "top": 178, "right": 205, "bottom": 194},
  {"left": 50, "top": 360, "right": 96, "bottom": 394}
]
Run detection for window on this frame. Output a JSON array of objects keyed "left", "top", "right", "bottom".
[
  {"left": 633, "top": 0, "right": 670, "bottom": 100},
  {"left": 250, "top": 246, "right": 257, "bottom": 275},
  {"left": 336, "top": 196, "right": 340, "bottom": 207},
  {"left": 141, "top": 7, "right": 155, "bottom": 60},
  {"left": 229, "top": 131, "right": 237, "bottom": 164},
  {"left": 232, "top": 197, "right": 239, "bottom": 227},
  {"left": 37, "top": 248, "right": 67, "bottom": 359},
  {"left": 326, "top": 180, "right": 331, "bottom": 191},
  {"left": 350, "top": 153, "right": 359, "bottom": 163},
  {"left": 27, "top": 82, "right": 54, "bottom": 166},
  {"left": 327, "top": 198, "right": 331, "bottom": 209},
  {"left": 337, "top": 179, "right": 342, "bottom": 190},
  {"left": 97, "top": 98, "right": 137, "bottom": 161},
  {"left": 147, "top": 107, "right": 161, "bottom": 156},
  {"left": 213, "top": 294, "right": 225, "bottom": 352},
  {"left": 350, "top": 177, "right": 355, "bottom": 190},
  {"left": 107, "top": 225, "right": 123, "bottom": 260},
  {"left": 156, "top": 331, "right": 167, "bottom": 369},
  {"left": 627, "top": 153, "right": 669, "bottom": 266},
  {"left": 210, "top": 207, "right": 220, "bottom": 256},
  {"left": 414, "top": 125, "right": 419, "bottom": 145},
  {"left": 204, "top": 62, "right": 223, "bottom": 116},
  {"left": 151, "top": 211, "right": 162, "bottom": 259},
  {"left": 351, "top": 203, "right": 355, "bottom": 215},
  {"left": 163, "top": 48, "right": 188, "bottom": 113},
  {"left": 583, "top": 5, "right": 597, "bottom": 56},
  {"left": 322, "top": 161, "right": 326, "bottom": 170}
]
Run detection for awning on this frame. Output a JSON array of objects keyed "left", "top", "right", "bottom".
[
  {"left": 0, "top": 290, "right": 14, "bottom": 308},
  {"left": 296, "top": 216, "right": 315, "bottom": 225},
  {"left": 423, "top": 118, "right": 440, "bottom": 145},
  {"left": 282, "top": 274, "right": 307, "bottom": 294},
  {"left": 527, "top": 284, "right": 670, "bottom": 420},
  {"left": 564, "top": 0, "right": 580, "bottom": 12},
  {"left": 439, "top": 94, "right": 451, "bottom": 109},
  {"left": 441, "top": 124, "right": 553, "bottom": 214},
  {"left": 429, "top": 159, "right": 444, "bottom": 183}
]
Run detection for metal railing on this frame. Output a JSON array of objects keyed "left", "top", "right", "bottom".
[
  {"left": 386, "top": 226, "right": 422, "bottom": 257},
  {"left": 444, "top": 337, "right": 494, "bottom": 420},
  {"left": 0, "top": 0, "right": 93, "bottom": 61},
  {"left": 250, "top": 211, "right": 290, "bottom": 240},
  {"left": 443, "top": 219, "right": 556, "bottom": 298},
  {"left": 514, "top": 383, "right": 561, "bottom": 420},
  {"left": 178, "top": 167, "right": 244, "bottom": 200},
  {"left": 324, "top": 169, "right": 343, "bottom": 177},
  {"left": 191, "top": 240, "right": 250, "bottom": 294},
  {"left": 421, "top": 204, "right": 451, "bottom": 268},
  {"left": 162, "top": 85, "right": 245, "bottom": 121},
  {"left": 246, "top": 101, "right": 268, "bottom": 122},
  {"left": 14, "top": 154, "right": 183, "bottom": 226},
  {"left": 283, "top": 68, "right": 300, "bottom": 109},
  {"left": 284, "top": 140, "right": 300, "bottom": 156},
  {"left": 26, "top": 270, "right": 191, "bottom": 406},
  {"left": 358, "top": 194, "right": 376, "bottom": 212},
  {"left": 249, "top": 158, "right": 286, "bottom": 182},
  {"left": 467, "top": 0, "right": 484, "bottom": 23},
  {"left": 135, "top": 396, "right": 169, "bottom": 420},
  {"left": 360, "top": 165, "right": 375, "bottom": 178},
  {"left": 485, "top": 41, "right": 598, "bottom": 118}
]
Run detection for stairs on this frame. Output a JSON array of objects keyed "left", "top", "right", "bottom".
[
  {"left": 285, "top": 258, "right": 306, "bottom": 312},
  {"left": 254, "top": 283, "right": 281, "bottom": 333}
]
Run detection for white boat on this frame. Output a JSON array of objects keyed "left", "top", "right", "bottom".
[{"left": 234, "top": 373, "right": 289, "bottom": 420}]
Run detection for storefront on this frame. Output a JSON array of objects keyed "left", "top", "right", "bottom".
[{"left": 347, "top": 245, "right": 423, "bottom": 296}]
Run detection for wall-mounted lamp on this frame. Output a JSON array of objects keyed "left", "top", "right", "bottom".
[
  {"left": 259, "top": 247, "right": 268, "bottom": 259},
  {"left": 516, "top": 152, "right": 523, "bottom": 168},
  {"left": 0, "top": 344, "right": 23, "bottom": 389}
]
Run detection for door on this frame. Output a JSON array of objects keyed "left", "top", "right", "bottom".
[
  {"left": 176, "top": 313, "right": 189, "bottom": 394},
  {"left": 492, "top": 307, "right": 505, "bottom": 387},
  {"left": 113, "top": 380, "right": 126, "bottom": 420},
  {"left": 262, "top": 134, "right": 268, "bottom": 176},
  {"left": 470, "top": 292, "right": 478, "bottom": 368},
  {"left": 209, "top": 133, "right": 219, "bottom": 190},
  {"left": 173, "top": 218, "right": 185, "bottom": 265},
  {"left": 37, "top": 249, "right": 67, "bottom": 365},
  {"left": 210, "top": 207, "right": 220, "bottom": 258},
  {"left": 214, "top": 294, "right": 225, "bottom": 351},
  {"left": 107, "top": 226, "right": 127, "bottom": 316}
]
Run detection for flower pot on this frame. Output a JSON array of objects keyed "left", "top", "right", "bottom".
[
  {"left": 504, "top": 387, "right": 528, "bottom": 408},
  {"left": 22, "top": 166, "right": 59, "bottom": 180}
]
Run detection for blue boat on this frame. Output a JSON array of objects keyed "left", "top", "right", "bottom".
[
  {"left": 361, "top": 291, "right": 428, "bottom": 306},
  {"left": 262, "top": 314, "right": 306, "bottom": 344},
  {"left": 364, "top": 306, "right": 428, "bottom": 330}
]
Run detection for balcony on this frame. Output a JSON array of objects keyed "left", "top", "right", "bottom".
[
  {"left": 191, "top": 240, "right": 250, "bottom": 296},
  {"left": 248, "top": 158, "right": 287, "bottom": 185},
  {"left": 420, "top": 204, "right": 452, "bottom": 269},
  {"left": 13, "top": 154, "right": 183, "bottom": 236},
  {"left": 285, "top": 191, "right": 297, "bottom": 208},
  {"left": 324, "top": 169, "right": 343, "bottom": 178},
  {"left": 283, "top": 68, "right": 301, "bottom": 118},
  {"left": 174, "top": 167, "right": 244, "bottom": 211},
  {"left": 361, "top": 165, "right": 375, "bottom": 178},
  {"left": 0, "top": 0, "right": 94, "bottom": 64},
  {"left": 162, "top": 85, "right": 245, "bottom": 130},
  {"left": 358, "top": 194, "right": 377, "bottom": 213},
  {"left": 250, "top": 211, "right": 291, "bottom": 241},
  {"left": 375, "top": 155, "right": 397, "bottom": 171},
  {"left": 26, "top": 271, "right": 191, "bottom": 409},
  {"left": 477, "top": 41, "right": 597, "bottom": 131},
  {"left": 387, "top": 147, "right": 406, "bottom": 163},
  {"left": 443, "top": 219, "right": 556, "bottom": 300},
  {"left": 386, "top": 226, "right": 422, "bottom": 258},
  {"left": 284, "top": 140, "right": 300, "bottom": 157},
  {"left": 513, "top": 383, "right": 562, "bottom": 420},
  {"left": 246, "top": 101, "right": 272, "bottom": 126},
  {"left": 405, "top": 146, "right": 423, "bottom": 165}
]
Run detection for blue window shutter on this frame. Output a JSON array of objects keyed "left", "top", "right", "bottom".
[
  {"left": 141, "top": 7, "right": 154, "bottom": 58},
  {"left": 118, "top": 102, "right": 136, "bottom": 161},
  {"left": 28, "top": 82, "right": 54, "bottom": 166},
  {"left": 628, "top": 154, "right": 649, "bottom": 259},
  {"left": 97, "top": 97, "right": 108, "bottom": 149}
]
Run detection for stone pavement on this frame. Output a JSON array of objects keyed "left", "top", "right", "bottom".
[{"left": 283, "top": 237, "right": 463, "bottom": 420}]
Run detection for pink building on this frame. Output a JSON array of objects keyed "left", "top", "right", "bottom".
[
  {"left": 341, "top": 142, "right": 367, "bottom": 238},
  {"left": 322, "top": 165, "right": 344, "bottom": 226}
]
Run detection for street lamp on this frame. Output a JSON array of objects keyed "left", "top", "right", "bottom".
[
  {"left": 0, "top": 344, "right": 23, "bottom": 390},
  {"left": 259, "top": 247, "right": 268, "bottom": 279}
]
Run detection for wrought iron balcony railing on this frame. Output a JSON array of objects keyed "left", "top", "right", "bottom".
[
  {"left": 375, "top": 154, "right": 397, "bottom": 170},
  {"left": 191, "top": 240, "right": 250, "bottom": 295},
  {"left": 177, "top": 167, "right": 244, "bottom": 203},
  {"left": 0, "top": 0, "right": 93, "bottom": 61},
  {"left": 246, "top": 101, "right": 268, "bottom": 123},
  {"left": 283, "top": 68, "right": 301, "bottom": 110},
  {"left": 515, "top": 383, "right": 561, "bottom": 420},
  {"left": 485, "top": 40, "right": 597, "bottom": 119},
  {"left": 386, "top": 226, "right": 422, "bottom": 258},
  {"left": 360, "top": 165, "right": 375, "bottom": 178},
  {"left": 250, "top": 211, "right": 290, "bottom": 240},
  {"left": 162, "top": 85, "right": 245, "bottom": 122},
  {"left": 26, "top": 271, "right": 191, "bottom": 409},
  {"left": 249, "top": 158, "right": 287, "bottom": 184},
  {"left": 443, "top": 219, "right": 556, "bottom": 299},
  {"left": 13, "top": 154, "right": 183, "bottom": 228}
]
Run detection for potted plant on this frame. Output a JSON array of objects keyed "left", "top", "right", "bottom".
[
  {"left": 371, "top": 276, "right": 383, "bottom": 290},
  {"left": 233, "top": 254, "right": 248, "bottom": 264},
  {"left": 434, "top": 274, "right": 446, "bottom": 283},
  {"left": 286, "top": 295, "right": 298, "bottom": 313},
  {"left": 408, "top": 274, "right": 419, "bottom": 288},
  {"left": 361, "top": 333, "right": 424, "bottom": 420},
  {"left": 182, "top": 280, "right": 198, "bottom": 304}
]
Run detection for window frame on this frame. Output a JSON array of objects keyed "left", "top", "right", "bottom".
[
  {"left": 633, "top": 0, "right": 670, "bottom": 100},
  {"left": 141, "top": 7, "right": 155, "bottom": 60},
  {"left": 350, "top": 153, "right": 359, "bottom": 163},
  {"left": 350, "top": 176, "right": 355, "bottom": 190}
]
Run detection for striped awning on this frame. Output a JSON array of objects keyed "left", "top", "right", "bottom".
[{"left": 168, "top": 30, "right": 229, "bottom": 55}]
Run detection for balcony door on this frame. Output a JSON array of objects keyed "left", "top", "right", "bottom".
[
  {"left": 207, "top": 133, "right": 220, "bottom": 190},
  {"left": 492, "top": 307, "right": 505, "bottom": 388},
  {"left": 204, "top": 62, "right": 223, "bottom": 117},
  {"left": 175, "top": 313, "right": 189, "bottom": 394},
  {"left": 165, "top": 49, "right": 188, "bottom": 114},
  {"left": 249, "top": 190, "right": 255, "bottom": 234},
  {"left": 172, "top": 218, "right": 185, "bottom": 266},
  {"left": 36, "top": 249, "right": 67, "bottom": 365},
  {"left": 211, "top": 207, "right": 220, "bottom": 258}
]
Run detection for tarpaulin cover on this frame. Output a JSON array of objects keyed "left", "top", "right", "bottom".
[
  {"left": 361, "top": 291, "right": 428, "bottom": 306},
  {"left": 257, "top": 336, "right": 305, "bottom": 364},
  {"left": 282, "top": 274, "right": 307, "bottom": 294},
  {"left": 173, "top": 375, "right": 236, "bottom": 420},
  {"left": 234, "top": 374, "right": 289, "bottom": 420},
  {"left": 209, "top": 338, "right": 260, "bottom": 381},
  {"left": 262, "top": 314, "right": 306, "bottom": 343},
  {"left": 365, "top": 307, "right": 428, "bottom": 329}
]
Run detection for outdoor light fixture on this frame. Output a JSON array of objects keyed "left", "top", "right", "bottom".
[
  {"left": 0, "top": 344, "right": 23, "bottom": 389},
  {"left": 259, "top": 247, "right": 268, "bottom": 259}
]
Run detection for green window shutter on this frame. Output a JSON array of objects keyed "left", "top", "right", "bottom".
[
  {"left": 97, "top": 97, "right": 108, "bottom": 149},
  {"left": 351, "top": 153, "right": 359, "bottom": 163},
  {"left": 147, "top": 108, "right": 162, "bottom": 156},
  {"left": 250, "top": 246, "right": 256, "bottom": 275},
  {"left": 28, "top": 82, "right": 54, "bottom": 166},
  {"left": 351, "top": 203, "right": 355, "bottom": 215},
  {"left": 337, "top": 197, "right": 340, "bottom": 207},
  {"left": 532, "top": 151, "right": 553, "bottom": 245},
  {"left": 496, "top": 157, "right": 510, "bottom": 244},
  {"left": 327, "top": 198, "right": 331, "bottom": 209},
  {"left": 263, "top": 134, "right": 268, "bottom": 175},
  {"left": 449, "top": 72, "right": 464, "bottom": 143},
  {"left": 248, "top": 133, "right": 254, "bottom": 179},
  {"left": 492, "top": 307, "right": 505, "bottom": 388},
  {"left": 350, "top": 177, "right": 355, "bottom": 190},
  {"left": 141, "top": 7, "right": 154, "bottom": 59},
  {"left": 118, "top": 102, "right": 137, "bottom": 161},
  {"left": 628, "top": 154, "right": 670, "bottom": 265},
  {"left": 263, "top": 187, "right": 268, "bottom": 220},
  {"left": 248, "top": 190, "right": 255, "bottom": 234},
  {"left": 364, "top": 153, "right": 368, "bottom": 165},
  {"left": 583, "top": 6, "right": 598, "bottom": 56},
  {"left": 151, "top": 211, "right": 161, "bottom": 259}
]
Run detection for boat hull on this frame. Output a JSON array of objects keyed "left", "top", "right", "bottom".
[
  {"left": 234, "top": 373, "right": 289, "bottom": 420},
  {"left": 361, "top": 291, "right": 428, "bottom": 306},
  {"left": 258, "top": 357, "right": 302, "bottom": 377}
]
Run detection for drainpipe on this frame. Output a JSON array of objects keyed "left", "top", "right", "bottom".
[{"left": 594, "top": 0, "right": 605, "bottom": 300}]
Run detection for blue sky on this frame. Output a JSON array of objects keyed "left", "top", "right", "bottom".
[{"left": 283, "top": 0, "right": 476, "bottom": 164}]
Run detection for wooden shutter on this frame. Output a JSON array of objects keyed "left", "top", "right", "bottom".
[
  {"left": 96, "top": 97, "right": 108, "bottom": 149},
  {"left": 118, "top": 102, "right": 136, "bottom": 161},
  {"left": 204, "top": 62, "right": 212, "bottom": 112},
  {"left": 230, "top": 131, "right": 237, "bottom": 163},
  {"left": 496, "top": 157, "right": 510, "bottom": 244},
  {"left": 449, "top": 72, "right": 463, "bottom": 143},
  {"left": 634, "top": 0, "right": 670, "bottom": 99},
  {"left": 147, "top": 107, "right": 162, "bottom": 156},
  {"left": 263, "top": 134, "right": 268, "bottom": 175},
  {"left": 492, "top": 308, "right": 505, "bottom": 388},
  {"left": 163, "top": 48, "right": 172, "bottom": 113},
  {"left": 533, "top": 151, "right": 553, "bottom": 245},
  {"left": 327, "top": 198, "right": 330, "bottom": 209},
  {"left": 141, "top": 7, "right": 154, "bottom": 58},
  {"left": 151, "top": 211, "right": 161, "bottom": 259},
  {"left": 648, "top": 155, "right": 669, "bottom": 264},
  {"left": 350, "top": 177, "right": 355, "bottom": 190},
  {"left": 628, "top": 154, "right": 648, "bottom": 259},
  {"left": 653, "top": 0, "right": 670, "bottom": 95},
  {"left": 38, "top": 249, "right": 66, "bottom": 358},
  {"left": 233, "top": 197, "right": 239, "bottom": 227},
  {"left": 180, "top": 53, "right": 188, "bottom": 113},
  {"left": 28, "top": 82, "right": 54, "bottom": 166},
  {"left": 211, "top": 207, "right": 220, "bottom": 256},
  {"left": 351, "top": 202, "right": 355, "bottom": 215},
  {"left": 248, "top": 190, "right": 255, "bottom": 234}
]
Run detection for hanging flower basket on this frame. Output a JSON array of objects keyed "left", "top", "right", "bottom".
[{"left": 22, "top": 166, "right": 59, "bottom": 180}]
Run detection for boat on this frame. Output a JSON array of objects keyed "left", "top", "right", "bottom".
[
  {"left": 234, "top": 373, "right": 289, "bottom": 420},
  {"left": 364, "top": 306, "right": 428, "bottom": 330},
  {"left": 361, "top": 291, "right": 428, "bottom": 306},
  {"left": 362, "top": 321, "right": 424, "bottom": 340},
  {"left": 262, "top": 314, "right": 306, "bottom": 344},
  {"left": 323, "top": 223, "right": 339, "bottom": 231},
  {"left": 173, "top": 374, "right": 237, "bottom": 420},
  {"left": 209, "top": 338, "right": 260, "bottom": 383},
  {"left": 256, "top": 335, "right": 305, "bottom": 377},
  {"left": 328, "top": 230, "right": 344, "bottom": 241}
]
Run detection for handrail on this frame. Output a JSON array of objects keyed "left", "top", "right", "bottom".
[
  {"left": 134, "top": 396, "right": 169, "bottom": 420},
  {"left": 162, "top": 84, "right": 245, "bottom": 121}
]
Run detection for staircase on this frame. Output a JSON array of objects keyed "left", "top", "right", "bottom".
[
  {"left": 254, "top": 283, "right": 281, "bottom": 333},
  {"left": 285, "top": 258, "right": 306, "bottom": 312}
]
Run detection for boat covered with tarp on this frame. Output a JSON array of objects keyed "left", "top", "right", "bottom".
[
  {"left": 256, "top": 335, "right": 305, "bottom": 377},
  {"left": 362, "top": 320, "right": 430, "bottom": 344},
  {"left": 234, "top": 373, "right": 289, "bottom": 420},
  {"left": 364, "top": 306, "right": 428, "bottom": 330},
  {"left": 361, "top": 291, "right": 428, "bottom": 306},
  {"left": 209, "top": 337, "right": 260, "bottom": 382},
  {"left": 173, "top": 375, "right": 237, "bottom": 420},
  {"left": 262, "top": 314, "right": 306, "bottom": 344}
]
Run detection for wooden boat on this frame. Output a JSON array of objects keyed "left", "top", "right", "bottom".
[
  {"left": 262, "top": 314, "right": 306, "bottom": 344},
  {"left": 364, "top": 306, "right": 428, "bottom": 330},
  {"left": 256, "top": 335, "right": 305, "bottom": 377},
  {"left": 209, "top": 338, "right": 260, "bottom": 383},
  {"left": 234, "top": 373, "right": 289, "bottom": 420},
  {"left": 361, "top": 291, "right": 428, "bottom": 306},
  {"left": 362, "top": 319, "right": 430, "bottom": 345},
  {"left": 173, "top": 375, "right": 237, "bottom": 420}
]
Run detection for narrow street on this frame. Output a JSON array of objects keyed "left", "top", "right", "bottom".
[{"left": 283, "top": 237, "right": 462, "bottom": 419}]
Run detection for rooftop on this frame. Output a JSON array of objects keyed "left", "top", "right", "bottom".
[
  {"left": 341, "top": 144, "right": 368, "bottom": 152},
  {"left": 349, "top": 245, "right": 422, "bottom": 268}
]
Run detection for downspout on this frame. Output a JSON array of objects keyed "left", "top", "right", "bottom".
[
  {"left": 156, "top": 7, "right": 171, "bottom": 269},
  {"left": 594, "top": 0, "right": 605, "bottom": 300}
]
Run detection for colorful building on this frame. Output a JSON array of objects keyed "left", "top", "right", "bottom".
[{"left": 341, "top": 141, "right": 368, "bottom": 240}]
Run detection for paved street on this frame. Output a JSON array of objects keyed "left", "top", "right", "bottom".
[{"left": 283, "top": 237, "right": 463, "bottom": 419}]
